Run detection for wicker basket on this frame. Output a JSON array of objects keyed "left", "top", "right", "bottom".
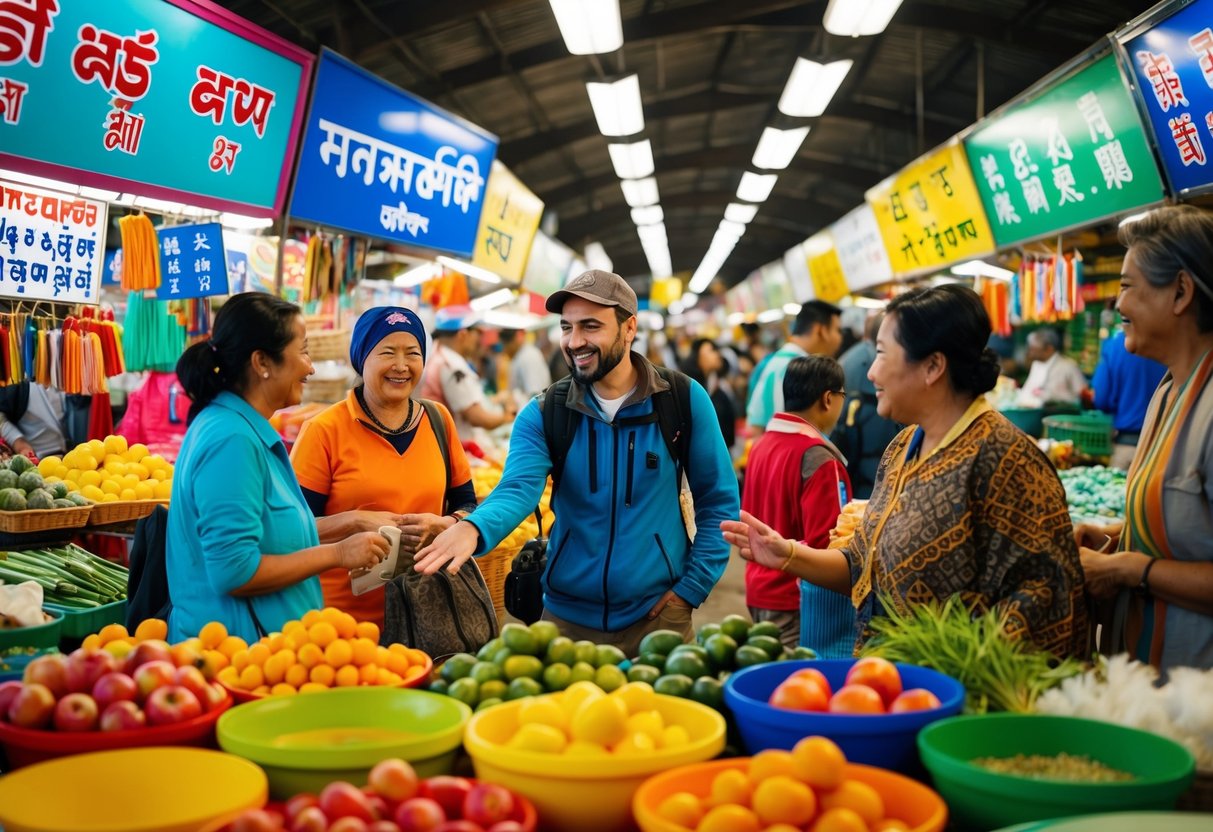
[
  {"left": 302, "top": 378, "right": 350, "bottom": 404},
  {"left": 86, "top": 500, "right": 168, "bottom": 528},
  {"left": 1177, "top": 768, "right": 1213, "bottom": 812},
  {"left": 480, "top": 542, "right": 521, "bottom": 625},
  {"left": 308, "top": 328, "right": 351, "bottom": 362},
  {"left": 0, "top": 506, "right": 93, "bottom": 533}
]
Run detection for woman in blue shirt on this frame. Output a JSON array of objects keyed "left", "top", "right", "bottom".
[{"left": 167, "top": 294, "right": 389, "bottom": 642}]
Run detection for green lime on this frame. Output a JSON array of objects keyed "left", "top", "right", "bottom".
[
  {"left": 469, "top": 661, "right": 504, "bottom": 684},
  {"left": 476, "top": 637, "right": 504, "bottom": 662},
  {"left": 446, "top": 676, "right": 480, "bottom": 707},
  {"left": 505, "top": 676, "right": 543, "bottom": 700},
  {"left": 545, "top": 636, "right": 576, "bottom": 666},
  {"left": 627, "top": 664, "right": 662, "bottom": 685},
  {"left": 669, "top": 644, "right": 710, "bottom": 663},
  {"left": 702, "top": 633, "right": 738, "bottom": 671},
  {"left": 502, "top": 654, "right": 545, "bottom": 681},
  {"left": 719, "top": 614, "right": 751, "bottom": 642},
  {"left": 492, "top": 647, "right": 513, "bottom": 665},
  {"left": 501, "top": 622, "right": 540, "bottom": 656},
  {"left": 638, "top": 629, "right": 685, "bottom": 658},
  {"left": 542, "top": 662, "right": 573, "bottom": 691},
  {"left": 745, "top": 635, "right": 784, "bottom": 660},
  {"left": 440, "top": 652, "right": 478, "bottom": 683},
  {"left": 653, "top": 673, "right": 694, "bottom": 698},
  {"left": 791, "top": 646, "right": 819, "bottom": 660},
  {"left": 594, "top": 644, "right": 627, "bottom": 669},
  {"left": 476, "top": 697, "right": 503, "bottom": 712},
  {"left": 569, "top": 661, "right": 596, "bottom": 684},
  {"left": 696, "top": 623, "right": 722, "bottom": 645},
  {"left": 734, "top": 644, "right": 770, "bottom": 668},
  {"left": 690, "top": 676, "right": 725, "bottom": 711},
  {"left": 634, "top": 652, "right": 667, "bottom": 669},
  {"left": 746, "top": 621, "right": 782, "bottom": 642},
  {"left": 573, "top": 640, "right": 598, "bottom": 665},
  {"left": 594, "top": 664, "right": 626, "bottom": 693},
  {"left": 428, "top": 679, "right": 449, "bottom": 695},
  {"left": 663, "top": 651, "right": 708, "bottom": 679},
  {"left": 479, "top": 679, "right": 508, "bottom": 702},
  {"left": 528, "top": 620, "right": 560, "bottom": 653}
]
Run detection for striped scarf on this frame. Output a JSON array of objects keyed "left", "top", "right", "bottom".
[{"left": 1124, "top": 349, "right": 1213, "bottom": 665}]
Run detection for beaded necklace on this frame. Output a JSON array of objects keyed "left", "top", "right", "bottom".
[{"left": 356, "top": 387, "right": 415, "bottom": 436}]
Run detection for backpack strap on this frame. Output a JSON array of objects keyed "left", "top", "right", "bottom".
[
  {"left": 652, "top": 366, "right": 693, "bottom": 482},
  {"left": 540, "top": 377, "right": 577, "bottom": 492},
  {"left": 417, "top": 398, "right": 451, "bottom": 511}
]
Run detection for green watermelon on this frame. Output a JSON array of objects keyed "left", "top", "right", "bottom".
[
  {"left": 48, "top": 482, "right": 69, "bottom": 500},
  {"left": 16, "top": 470, "right": 44, "bottom": 493},
  {"left": 0, "top": 470, "right": 18, "bottom": 490},
  {"left": 66, "top": 492, "right": 90, "bottom": 507},
  {"left": 25, "top": 489, "right": 54, "bottom": 510},
  {"left": 8, "top": 455, "right": 33, "bottom": 474},
  {"left": 0, "top": 488, "right": 27, "bottom": 511},
  {"left": 52, "top": 498, "right": 75, "bottom": 509}
]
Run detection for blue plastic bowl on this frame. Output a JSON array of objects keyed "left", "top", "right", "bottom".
[{"left": 723, "top": 658, "right": 965, "bottom": 771}]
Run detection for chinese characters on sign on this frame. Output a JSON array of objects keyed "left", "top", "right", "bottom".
[
  {"left": 830, "top": 203, "right": 894, "bottom": 291},
  {"left": 866, "top": 142, "right": 996, "bottom": 275},
  {"left": 0, "top": 178, "right": 106, "bottom": 305},
  {"left": 155, "top": 222, "right": 227, "bottom": 299},
  {"left": 964, "top": 54, "right": 1163, "bottom": 247},
  {"left": 472, "top": 161, "right": 544, "bottom": 283}
]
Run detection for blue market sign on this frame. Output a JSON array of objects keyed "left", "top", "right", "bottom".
[
  {"left": 156, "top": 222, "right": 227, "bottom": 299},
  {"left": 289, "top": 50, "right": 499, "bottom": 256}
]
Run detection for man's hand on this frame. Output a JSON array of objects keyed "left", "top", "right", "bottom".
[
  {"left": 646, "top": 589, "right": 692, "bottom": 619},
  {"left": 11, "top": 438, "right": 34, "bottom": 458},
  {"left": 413, "top": 518, "right": 479, "bottom": 575},
  {"left": 399, "top": 513, "right": 456, "bottom": 552}
]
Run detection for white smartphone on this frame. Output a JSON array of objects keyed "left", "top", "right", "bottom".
[{"left": 350, "top": 525, "right": 402, "bottom": 596}]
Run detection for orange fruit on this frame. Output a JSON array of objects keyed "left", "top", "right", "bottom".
[
  {"left": 359, "top": 664, "right": 379, "bottom": 684},
  {"left": 747, "top": 749, "right": 799, "bottom": 784},
  {"left": 404, "top": 648, "right": 429, "bottom": 667},
  {"left": 376, "top": 668, "right": 395, "bottom": 686},
  {"left": 231, "top": 650, "right": 250, "bottom": 673},
  {"left": 266, "top": 633, "right": 286, "bottom": 652},
  {"left": 811, "top": 807, "right": 869, "bottom": 832},
  {"left": 324, "top": 639, "right": 353, "bottom": 668},
  {"left": 283, "top": 621, "right": 307, "bottom": 642},
  {"left": 263, "top": 655, "right": 288, "bottom": 685},
  {"left": 97, "top": 623, "right": 129, "bottom": 645},
  {"left": 376, "top": 646, "right": 392, "bottom": 667},
  {"left": 308, "top": 621, "right": 338, "bottom": 648},
  {"left": 252, "top": 685, "right": 271, "bottom": 696},
  {"left": 297, "top": 643, "right": 324, "bottom": 669},
  {"left": 247, "top": 643, "right": 272, "bottom": 667},
  {"left": 309, "top": 664, "right": 335, "bottom": 686},
  {"left": 654, "top": 792, "right": 702, "bottom": 828},
  {"left": 298, "top": 682, "right": 328, "bottom": 694},
  {"left": 301, "top": 610, "right": 322, "bottom": 628},
  {"left": 383, "top": 672, "right": 404, "bottom": 686},
  {"left": 333, "top": 612, "right": 357, "bottom": 640},
  {"left": 334, "top": 665, "right": 360, "bottom": 687},
  {"left": 401, "top": 665, "right": 427, "bottom": 685},
  {"left": 696, "top": 804, "right": 760, "bottom": 832},
  {"left": 355, "top": 621, "right": 380, "bottom": 642},
  {"left": 792, "top": 736, "right": 847, "bottom": 790},
  {"left": 706, "top": 768, "right": 752, "bottom": 808},
  {"left": 171, "top": 642, "right": 202, "bottom": 669},
  {"left": 351, "top": 638, "right": 377, "bottom": 667},
  {"left": 386, "top": 651, "right": 410, "bottom": 676},
  {"left": 216, "top": 666, "right": 240, "bottom": 687},
  {"left": 270, "top": 683, "right": 297, "bottom": 696},
  {"left": 388, "top": 643, "right": 408, "bottom": 656},
  {"left": 872, "top": 821, "right": 911, "bottom": 832},
  {"left": 238, "top": 665, "right": 264, "bottom": 690},
  {"left": 217, "top": 635, "right": 248, "bottom": 658},
  {"left": 81, "top": 634, "right": 102, "bottom": 651},
  {"left": 770, "top": 677, "right": 829, "bottom": 712},
  {"left": 285, "top": 663, "right": 309, "bottom": 688},
  {"left": 201, "top": 650, "right": 229, "bottom": 679},
  {"left": 819, "top": 780, "right": 884, "bottom": 826},
  {"left": 752, "top": 775, "right": 817, "bottom": 827},
  {"left": 134, "top": 618, "right": 167, "bottom": 641}
]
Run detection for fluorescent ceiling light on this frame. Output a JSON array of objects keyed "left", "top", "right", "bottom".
[
  {"left": 484, "top": 310, "right": 544, "bottom": 330},
  {"left": 783, "top": 303, "right": 802, "bottom": 315},
  {"left": 824, "top": 0, "right": 905, "bottom": 37},
  {"left": 668, "top": 300, "right": 684, "bottom": 316},
  {"left": 646, "top": 249, "right": 672, "bottom": 280},
  {"left": 637, "top": 222, "right": 667, "bottom": 244},
  {"left": 951, "top": 259, "right": 1015, "bottom": 281},
  {"left": 718, "top": 219, "right": 747, "bottom": 239},
  {"left": 631, "top": 204, "right": 664, "bottom": 226},
  {"left": 778, "top": 58, "right": 853, "bottom": 117},
  {"left": 394, "top": 262, "right": 439, "bottom": 287},
  {"left": 586, "top": 74, "right": 644, "bottom": 137},
  {"left": 621, "top": 177, "right": 659, "bottom": 207},
  {"left": 727, "top": 312, "right": 746, "bottom": 326},
  {"left": 471, "top": 287, "right": 516, "bottom": 311},
  {"left": 436, "top": 255, "right": 503, "bottom": 284},
  {"left": 681, "top": 292, "right": 699, "bottom": 306},
  {"left": 752, "top": 126, "right": 811, "bottom": 170},
  {"left": 608, "top": 139, "right": 654, "bottom": 179},
  {"left": 549, "top": 0, "right": 623, "bottom": 55},
  {"left": 688, "top": 269, "right": 715, "bottom": 295},
  {"left": 736, "top": 172, "right": 778, "bottom": 203},
  {"left": 584, "top": 241, "right": 613, "bottom": 272},
  {"left": 758, "top": 308, "right": 785, "bottom": 323},
  {"left": 724, "top": 203, "right": 758, "bottom": 224}
]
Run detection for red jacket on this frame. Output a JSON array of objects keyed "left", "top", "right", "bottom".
[{"left": 743, "top": 413, "right": 851, "bottom": 610}]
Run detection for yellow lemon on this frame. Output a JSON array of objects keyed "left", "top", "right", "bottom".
[
  {"left": 611, "top": 681, "right": 657, "bottom": 715},
  {"left": 119, "top": 488, "right": 138, "bottom": 501},
  {"left": 80, "top": 470, "right": 102, "bottom": 488},
  {"left": 78, "top": 453, "right": 98, "bottom": 471},
  {"left": 613, "top": 731, "right": 657, "bottom": 756},
  {"left": 563, "top": 740, "right": 611, "bottom": 757},
  {"left": 103, "top": 434, "right": 128, "bottom": 456},
  {"left": 661, "top": 724, "right": 690, "bottom": 748},
  {"left": 121, "top": 473, "right": 140, "bottom": 490},
  {"left": 560, "top": 680, "right": 605, "bottom": 719},
  {"left": 153, "top": 479, "right": 172, "bottom": 500},
  {"left": 134, "top": 482, "right": 155, "bottom": 500},
  {"left": 86, "top": 439, "right": 105, "bottom": 459},
  {"left": 103, "top": 454, "right": 125, "bottom": 468},
  {"left": 80, "top": 484, "right": 105, "bottom": 503},
  {"left": 128, "top": 463, "right": 150, "bottom": 481},
  {"left": 569, "top": 695, "right": 628, "bottom": 748},
  {"left": 625, "top": 710, "right": 666, "bottom": 744},
  {"left": 517, "top": 697, "right": 569, "bottom": 734},
  {"left": 126, "top": 443, "right": 150, "bottom": 462},
  {"left": 103, "top": 458, "right": 127, "bottom": 476},
  {"left": 507, "top": 723, "right": 568, "bottom": 754},
  {"left": 101, "top": 492, "right": 120, "bottom": 503},
  {"left": 53, "top": 464, "right": 69, "bottom": 479},
  {"left": 100, "top": 479, "right": 121, "bottom": 496},
  {"left": 65, "top": 468, "right": 81, "bottom": 483},
  {"left": 36, "top": 456, "right": 61, "bottom": 477}
]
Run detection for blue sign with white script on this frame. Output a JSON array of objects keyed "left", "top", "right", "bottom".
[
  {"left": 156, "top": 222, "right": 228, "bottom": 299},
  {"left": 288, "top": 50, "right": 499, "bottom": 256}
]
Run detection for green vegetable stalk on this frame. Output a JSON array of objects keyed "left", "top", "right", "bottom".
[{"left": 860, "top": 595, "right": 1084, "bottom": 713}]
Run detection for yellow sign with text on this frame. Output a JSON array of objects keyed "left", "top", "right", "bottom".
[
  {"left": 866, "top": 142, "right": 995, "bottom": 276},
  {"left": 472, "top": 161, "right": 545, "bottom": 283},
  {"left": 804, "top": 232, "right": 849, "bottom": 302}
]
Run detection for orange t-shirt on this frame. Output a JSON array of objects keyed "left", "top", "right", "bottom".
[{"left": 290, "top": 391, "right": 472, "bottom": 627}]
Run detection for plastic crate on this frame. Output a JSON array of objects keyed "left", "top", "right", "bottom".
[
  {"left": 43, "top": 599, "right": 127, "bottom": 640},
  {"left": 1043, "top": 412, "right": 1114, "bottom": 457},
  {"left": 1000, "top": 407, "right": 1045, "bottom": 437},
  {"left": 0, "top": 609, "right": 62, "bottom": 652}
]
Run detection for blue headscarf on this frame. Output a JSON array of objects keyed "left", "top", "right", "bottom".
[{"left": 348, "top": 306, "right": 428, "bottom": 375}]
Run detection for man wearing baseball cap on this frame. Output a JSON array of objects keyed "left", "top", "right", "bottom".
[
  {"left": 418, "top": 304, "right": 516, "bottom": 441},
  {"left": 416, "top": 270, "right": 739, "bottom": 656}
]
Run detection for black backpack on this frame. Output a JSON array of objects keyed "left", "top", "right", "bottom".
[{"left": 125, "top": 504, "right": 171, "bottom": 630}]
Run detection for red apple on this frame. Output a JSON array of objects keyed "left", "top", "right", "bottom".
[
  {"left": 284, "top": 793, "right": 319, "bottom": 823},
  {"left": 144, "top": 685, "right": 202, "bottom": 726},
  {"left": 366, "top": 795, "right": 390, "bottom": 821},
  {"left": 369, "top": 822, "right": 402, "bottom": 832},
  {"left": 133, "top": 660, "right": 176, "bottom": 700},
  {"left": 329, "top": 819, "right": 369, "bottom": 832},
  {"left": 320, "top": 781, "right": 376, "bottom": 823},
  {"left": 123, "top": 639, "right": 173, "bottom": 674},
  {"left": 419, "top": 777, "right": 472, "bottom": 819},
  {"left": 370, "top": 758, "right": 420, "bottom": 802},
  {"left": 394, "top": 798, "right": 447, "bottom": 832},
  {"left": 100, "top": 700, "right": 146, "bottom": 731},
  {"left": 0, "top": 679, "right": 23, "bottom": 719},
  {"left": 172, "top": 665, "right": 211, "bottom": 707},
  {"left": 65, "top": 648, "right": 117, "bottom": 694},
  {"left": 23, "top": 654, "right": 69, "bottom": 698},
  {"left": 433, "top": 822, "right": 485, "bottom": 832},
  {"left": 8, "top": 683, "right": 55, "bottom": 728},
  {"left": 231, "top": 809, "right": 280, "bottom": 832},
  {"left": 462, "top": 783, "right": 514, "bottom": 828},
  {"left": 53, "top": 692, "right": 99, "bottom": 731},
  {"left": 487, "top": 824, "right": 525, "bottom": 832},
  {"left": 92, "top": 671, "right": 138, "bottom": 710},
  {"left": 202, "top": 682, "right": 228, "bottom": 712},
  {"left": 290, "top": 806, "right": 327, "bottom": 832}
]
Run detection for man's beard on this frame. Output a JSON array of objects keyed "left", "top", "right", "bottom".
[{"left": 566, "top": 331, "right": 627, "bottom": 384}]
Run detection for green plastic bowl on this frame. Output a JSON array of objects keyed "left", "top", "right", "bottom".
[
  {"left": 217, "top": 687, "right": 471, "bottom": 799},
  {"left": 0, "top": 609, "right": 62, "bottom": 651},
  {"left": 918, "top": 714, "right": 1195, "bottom": 830}
]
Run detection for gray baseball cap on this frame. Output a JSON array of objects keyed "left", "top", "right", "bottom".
[{"left": 546, "top": 269, "right": 638, "bottom": 317}]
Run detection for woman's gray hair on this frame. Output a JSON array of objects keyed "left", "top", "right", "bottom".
[{"left": 1119, "top": 205, "right": 1213, "bottom": 333}]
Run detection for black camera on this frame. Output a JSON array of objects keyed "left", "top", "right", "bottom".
[{"left": 504, "top": 532, "right": 547, "bottom": 624}]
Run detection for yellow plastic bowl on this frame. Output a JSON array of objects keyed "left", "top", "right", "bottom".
[
  {"left": 463, "top": 692, "right": 726, "bottom": 832},
  {"left": 633, "top": 757, "right": 948, "bottom": 832},
  {"left": 0, "top": 747, "right": 266, "bottom": 832}
]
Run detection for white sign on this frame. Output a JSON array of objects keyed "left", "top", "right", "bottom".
[
  {"left": 830, "top": 203, "right": 893, "bottom": 291},
  {"left": 783, "top": 242, "right": 814, "bottom": 302},
  {"left": 0, "top": 180, "right": 107, "bottom": 305}
]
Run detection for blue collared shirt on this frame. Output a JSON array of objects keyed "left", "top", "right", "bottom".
[{"left": 166, "top": 391, "right": 321, "bottom": 642}]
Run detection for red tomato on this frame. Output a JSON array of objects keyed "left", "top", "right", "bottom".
[
  {"left": 828, "top": 683, "right": 885, "bottom": 714},
  {"left": 769, "top": 677, "right": 829, "bottom": 711},
  {"left": 845, "top": 657, "right": 902, "bottom": 707},
  {"left": 889, "top": 688, "right": 942, "bottom": 713},
  {"left": 419, "top": 777, "right": 473, "bottom": 819},
  {"left": 462, "top": 783, "right": 515, "bottom": 828},
  {"left": 788, "top": 667, "right": 833, "bottom": 699}
]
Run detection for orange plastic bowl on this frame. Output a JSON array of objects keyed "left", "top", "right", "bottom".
[
  {"left": 0, "top": 692, "right": 232, "bottom": 768},
  {"left": 220, "top": 653, "right": 433, "bottom": 702},
  {"left": 633, "top": 758, "right": 948, "bottom": 832}
]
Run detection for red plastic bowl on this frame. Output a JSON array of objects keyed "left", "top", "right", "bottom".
[{"left": 0, "top": 692, "right": 232, "bottom": 768}]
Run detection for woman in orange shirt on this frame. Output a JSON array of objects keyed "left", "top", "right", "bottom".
[{"left": 291, "top": 307, "right": 476, "bottom": 627}]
